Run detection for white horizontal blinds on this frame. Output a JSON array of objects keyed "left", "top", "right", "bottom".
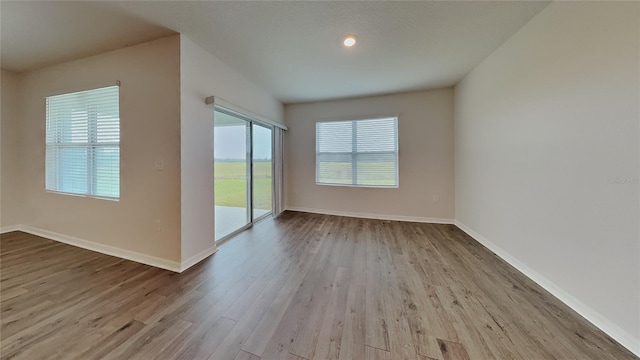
[
  {"left": 355, "top": 118, "right": 398, "bottom": 186},
  {"left": 316, "top": 117, "right": 398, "bottom": 187},
  {"left": 46, "top": 85, "right": 120, "bottom": 198},
  {"left": 317, "top": 121, "right": 353, "bottom": 184}
]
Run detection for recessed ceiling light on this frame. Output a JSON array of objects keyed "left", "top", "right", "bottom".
[{"left": 343, "top": 34, "right": 357, "bottom": 47}]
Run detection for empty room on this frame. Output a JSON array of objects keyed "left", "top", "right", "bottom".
[{"left": 1, "top": 1, "right": 638, "bottom": 359}]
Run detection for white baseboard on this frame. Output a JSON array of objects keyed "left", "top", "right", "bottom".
[
  {"left": 0, "top": 225, "right": 21, "bottom": 234},
  {"left": 13, "top": 224, "right": 182, "bottom": 273},
  {"left": 285, "top": 206, "right": 454, "bottom": 225},
  {"left": 180, "top": 245, "right": 218, "bottom": 272},
  {"left": 454, "top": 220, "right": 640, "bottom": 357}
]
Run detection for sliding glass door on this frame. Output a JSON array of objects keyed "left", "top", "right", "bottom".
[
  {"left": 214, "top": 110, "right": 250, "bottom": 240},
  {"left": 214, "top": 108, "right": 273, "bottom": 242},
  {"left": 252, "top": 123, "right": 272, "bottom": 220}
]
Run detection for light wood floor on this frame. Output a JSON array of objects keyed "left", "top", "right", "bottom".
[{"left": 1, "top": 211, "right": 636, "bottom": 360}]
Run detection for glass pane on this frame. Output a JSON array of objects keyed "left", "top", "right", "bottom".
[
  {"left": 59, "top": 147, "right": 88, "bottom": 194},
  {"left": 316, "top": 153, "right": 353, "bottom": 185},
  {"left": 94, "top": 146, "right": 120, "bottom": 198},
  {"left": 355, "top": 152, "right": 397, "bottom": 186},
  {"left": 253, "top": 124, "right": 272, "bottom": 219},
  {"left": 214, "top": 110, "right": 250, "bottom": 241}
]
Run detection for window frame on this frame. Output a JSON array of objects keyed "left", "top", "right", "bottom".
[
  {"left": 45, "top": 85, "right": 121, "bottom": 200},
  {"left": 315, "top": 116, "right": 399, "bottom": 188}
]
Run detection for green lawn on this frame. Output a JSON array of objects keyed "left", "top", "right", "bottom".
[
  {"left": 215, "top": 160, "right": 396, "bottom": 209},
  {"left": 214, "top": 161, "right": 271, "bottom": 179},
  {"left": 215, "top": 161, "right": 272, "bottom": 210},
  {"left": 317, "top": 161, "right": 397, "bottom": 186}
]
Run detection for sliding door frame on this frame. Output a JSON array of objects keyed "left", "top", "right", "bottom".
[
  {"left": 251, "top": 121, "right": 274, "bottom": 223},
  {"left": 214, "top": 105, "right": 275, "bottom": 244}
]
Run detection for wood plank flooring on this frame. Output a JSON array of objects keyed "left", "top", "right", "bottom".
[{"left": 1, "top": 211, "right": 636, "bottom": 359}]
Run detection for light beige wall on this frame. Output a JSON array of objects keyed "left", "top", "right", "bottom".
[
  {"left": 180, "top": 35, "right": 283, "bottom": 262},
  {"left": 17, "top": 36, "right": 182, "bottom": 261},
  {"left": 285, "top": 89, "right": 454, "bottom": 221},
  {"left": 1, "top": 69, "right": 23, "bottom": 228},
  {"left": 455, "top": 1, "right": 639, "bottom": 353}
]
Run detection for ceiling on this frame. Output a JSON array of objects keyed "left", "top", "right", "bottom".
[
  {"left": 0, "top": 1, "right": 175, "bottom": 73},
  {"left": 1, "top": 1, "right": 550, "bottom": 103}
]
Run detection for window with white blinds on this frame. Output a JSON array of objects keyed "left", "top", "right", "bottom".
[
  {"left": 316, "top": 117, "right": 398, "bottom": 187},
  {"left": 46, "top": 86, "right": 120, "bottom": 199}
]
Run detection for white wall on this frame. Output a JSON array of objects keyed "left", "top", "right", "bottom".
[
  {"left": 1, "top": 69, "right": 23, "bottom": 228},
  {"left": 455, "top": 1, "right": 639, "bottom": 353},
  {"left": 285, "top": 89, "right": 454, "bottom": 221},
  {"left": 179, "top": 35, "right": 283, "bottom": 262},
  {"left": 15, "top": 36, "right": 182, "bottom": 262},
  {"left": 2, "top": 34, "right": 283, "bottom": 269}
]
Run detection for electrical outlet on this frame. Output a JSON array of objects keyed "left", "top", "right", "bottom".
[
  {"left": 155, "top": 159, "right": 164, "bottom": 171},
  {"left": 154, "top": 219, "right": 162, "bottom": 231},
  {"left": 433, "top": 195, "right": 439, "bottom": 203}
]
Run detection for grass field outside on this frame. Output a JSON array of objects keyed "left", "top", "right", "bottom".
[
  {"left": 317, "top": 161, "right": 397, "bottom": 186},
  {"left": 215, "top": 160, "right": 396, "bottom": 210},
  {"left": 215, "top": 160, "right": 272, "bottom": 210}
]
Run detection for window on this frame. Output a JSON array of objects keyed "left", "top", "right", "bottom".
[
  {"left": 316, "top": 117, "right": 398, "bottom": 187},
  {"left": 46, "top": 86, "right": 120, "bottom": 199}
]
